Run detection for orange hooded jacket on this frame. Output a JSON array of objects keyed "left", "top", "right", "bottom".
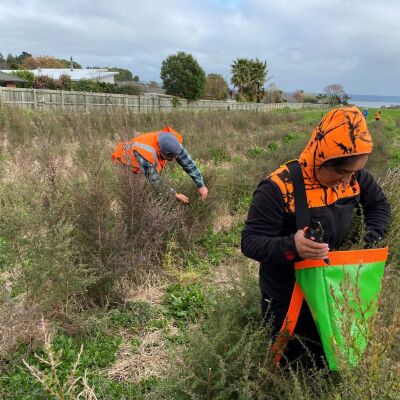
[{"left": 270, "top": 106, "right": 373, "bottom": 212}]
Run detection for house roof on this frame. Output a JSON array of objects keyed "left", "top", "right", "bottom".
[
  {"left": 1, "top": 68, "right": 118, "bottom": 81},
  {"left": 0, "top": 71, "right": 28, "bottom": 83},
  {"left": 33, "top": 68, "right": 119, "bottom": 81}
]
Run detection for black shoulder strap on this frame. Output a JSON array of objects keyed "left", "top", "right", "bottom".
[{"left": 286, "top": 160, "right": 310, "bottom": 230}]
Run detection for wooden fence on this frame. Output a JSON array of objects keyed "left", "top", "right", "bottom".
[{"left": 0, "top": 87, "right": 324, "bottom": 113}]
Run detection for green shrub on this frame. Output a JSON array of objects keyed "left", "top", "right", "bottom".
[
  {"left": 268, "top": 140, "right": 280, "bottom": 152},
  {"left": 109, "top": 302, "right": 158, "bottom": 328},
  {"left": 118, "top": 83, "right": 142, "bottom": 95},
  {"left": 283, "top": 131, "right": 300, "bottom": 143},
  {"left": 199, "top": 223, "right": 242, "bottom": 264},
  {"left": 163, "top": 283, "right": 206, "bottom": 322},
  {"left": 32, "top": 75, "right": 57, "bottom": 89},
  {"left": 12, "top": 70, "right": 35, "bottom": 88},
  {"left": 247, "top": 145, "right": 266, "bottom": 158},
  {"left": 0, "top": 322, "right": 122, "bottom": 399},
  {"left": 56, "top": 74, "right": 72, "bottom": 90}
]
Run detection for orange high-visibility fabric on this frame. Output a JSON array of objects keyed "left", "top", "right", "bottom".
[
  {"left": 111, "top": 126, "right": 183, "bottom": 173},
  {"left": 271, "top": 282, "right": 304, "bottom": 363},
  {"left": 269, "top": 107, "right": 373, "bottom": 213},
  {"left": 269, "top": 107, "right": 373, "bottom": 364}
]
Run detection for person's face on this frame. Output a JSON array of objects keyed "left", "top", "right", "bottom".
[
  {"left": 159, "top": 151, "right": 176, "bottom": 161},
  {"left": 316, "top": 154, "right": 369, "bottom": 188}
]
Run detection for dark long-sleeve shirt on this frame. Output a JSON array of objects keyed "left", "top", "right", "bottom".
[{"left": 241, "top": 168, "right": 391, "bottom": 307}]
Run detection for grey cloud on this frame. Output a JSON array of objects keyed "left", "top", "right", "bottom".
[{"left": 0, "top": 0, "right": 399, "bottom": 94}]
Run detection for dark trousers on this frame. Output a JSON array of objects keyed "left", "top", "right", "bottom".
[{"left": 262, "top": 292, "right": 327, "bottom": 368}]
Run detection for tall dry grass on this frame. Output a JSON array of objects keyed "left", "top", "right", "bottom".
[
  {"left": 0, "top": 105, "right": 398, "bottom": 398},
  {"left": 0, "top": 106, "right": 318, "bottom": 350}
]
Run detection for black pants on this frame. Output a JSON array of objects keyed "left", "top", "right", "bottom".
[{"left": 262, "top": 292, "right": 327, "bottom": 369}]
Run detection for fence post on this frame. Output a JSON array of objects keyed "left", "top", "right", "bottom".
[
  {"left": 0, "top": 88, "right": 3, "bottom": 106},
  {"left": 85, "top": 92, "right": 88, "bottom": 113},
  {"left": 33, "top": 89, "right": 37, "bottom": 109},
  {"left": 61, "top": 91, "right": 64, "bottom": 110},
  {"left": 138, "top": 95, "right": 141, "bottom": 113}
]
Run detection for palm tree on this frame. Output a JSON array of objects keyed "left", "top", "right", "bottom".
[
  {"left": 231, "top": 58, "right": 269, "bottom": 102},
  {"left": 231, "top": 58, "right": 252, "bottom": 97},
  {"left": 250, "top": 58, "right": 268, "bottom": 103}
]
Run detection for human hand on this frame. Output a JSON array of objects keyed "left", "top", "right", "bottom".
[
  {"left": 198, "top": 186, "right": 208, "bottom": 200},
  {"left": 294, "top": 229, "right": 329, "bottom": 260},
  {"left": 175, "top": 192, "right": 190, "bottom": 204}
]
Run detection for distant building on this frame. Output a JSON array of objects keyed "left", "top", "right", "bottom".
[
  {"left": 1, "top": 68, "right": 119, "bottom": 84},
  {"left": 0, "top": 71, "right": 28, "bottom": 87}
]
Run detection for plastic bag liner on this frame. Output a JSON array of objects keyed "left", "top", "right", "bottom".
[{"left": 294, "top": 247, "right": 388, "bottom": 370}]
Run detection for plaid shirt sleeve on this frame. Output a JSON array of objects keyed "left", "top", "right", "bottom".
[
  {"left": 175, "top": 146, "right": 205, "bottom": 188},
  {"left": 134, "top": 151, "right": 176, "bottom": 196}
]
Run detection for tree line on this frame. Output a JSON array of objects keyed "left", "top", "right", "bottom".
[{"left": 1, "top": 50, "right": 349, "bottom": 105}]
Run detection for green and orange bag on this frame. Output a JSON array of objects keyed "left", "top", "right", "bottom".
[{"left": 295, "top": 247, "right": 388, "bottom": 370}]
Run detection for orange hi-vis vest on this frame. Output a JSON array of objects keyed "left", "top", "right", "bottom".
[{"left": 111, "top": 126, "right": 183, "bottom": 173}]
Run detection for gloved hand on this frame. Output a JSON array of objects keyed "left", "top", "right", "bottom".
[{"left": 364, "top": 230, "right": 382, "bottom": 249}]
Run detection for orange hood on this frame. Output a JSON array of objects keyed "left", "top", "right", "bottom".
[{"left": 299, "top": 106, "right": 373, "bottom": 184}]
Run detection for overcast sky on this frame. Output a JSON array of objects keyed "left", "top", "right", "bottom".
[{"left": 1, "top": 0, "right": 399, "bottom": 95}]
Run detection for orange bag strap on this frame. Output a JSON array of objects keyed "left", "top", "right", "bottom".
[{"left": 270, "top": 282, "right": 304, "bottom": 363}]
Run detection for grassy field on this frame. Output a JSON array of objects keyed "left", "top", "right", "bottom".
[{"left": 0, "top": 105, "right": 399, "bottom": 399}]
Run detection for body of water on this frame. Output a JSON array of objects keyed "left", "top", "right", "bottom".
[
  {"left": 351, "top": 100, "right": 400, "bottom": 108},
  {"left": 349, "top": 94, "right": 400, "bottom": 109}
]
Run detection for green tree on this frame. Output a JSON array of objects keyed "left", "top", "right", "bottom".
[
  {"left": 6, "top": 53, "right": 16, "bottom": 67},
  {"left": 59, "top": 59, "right": 82, "bottom": 69},
  {"left": 231, "top": 58, "right": 268, "bottom": 102},
  {"left": 0, "top": 52, "right": 6, "bottom": 69},
  {"left": 204, "top": 73, "right": 228, "bottom": 100},
  {"left": 231, "top": 58, "right": 252, "bottom": 98},
  {"left": 12, "top": 70, "right": 35, "bottom": 88},
  {"left": 249, "top": 58, "right": 268, "bottom": 102},
  {"left": 109, "top": 67, "right": 134, "bottom": 81},
  {"left": 160, "top": 51, "right": 206, "bottom": 100},
  {"left": 14, "top": 51, "right": 32, "bottom": 65}
]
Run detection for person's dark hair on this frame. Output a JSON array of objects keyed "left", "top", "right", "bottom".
[{"left": 321, "top": 154, "right": 367, "bottom": 169}]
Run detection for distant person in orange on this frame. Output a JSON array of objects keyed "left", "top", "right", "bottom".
[
  {"left": 112, "top": 126, "right": 208, "bottom": 204},
  {"left": 375, "top": 110, "right": 381, "bottom": 121}
]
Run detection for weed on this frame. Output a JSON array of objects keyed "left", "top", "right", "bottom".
[
  {"left": 268, "top": 140, "right": 280, "bottom": 152},
  {"left": 199, "top": 223, "right": 243, "bottom": 265},
  {"left": 247, "top": 145, "right": 266, "bottom": 158},
  {"left": 109, "top": 302, "right": 157, "bottom": 329},
  {"left": 163, "top": 283, "right": 206, "bottom": 322}
]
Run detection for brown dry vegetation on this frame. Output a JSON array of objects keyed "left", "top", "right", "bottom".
[{"left": 0, "top": 105, "right": 399, "bottom": 399}]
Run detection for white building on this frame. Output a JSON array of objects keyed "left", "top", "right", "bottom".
[{"left": 0, "top": 68, "right": 119, "bottom": 84}]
